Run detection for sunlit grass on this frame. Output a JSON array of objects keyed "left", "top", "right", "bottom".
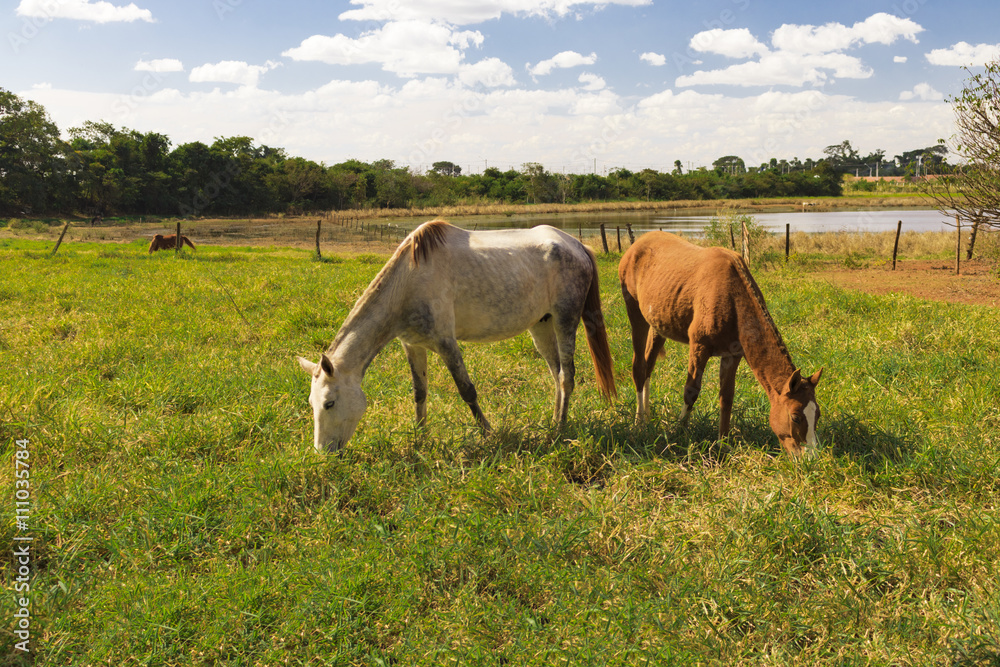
[{"left": 1, "top": 238, "right": 998, "bottom": 665}]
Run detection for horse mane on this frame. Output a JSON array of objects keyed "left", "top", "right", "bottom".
[
  {"left": 327, "top": 221, "right": 451, "bottom": 354},
  {"left": 408, "top": 219, "right": 450, "bottom": 266},
  {"left": 732, "top": 255, "right": 793, "bottom": 366}
]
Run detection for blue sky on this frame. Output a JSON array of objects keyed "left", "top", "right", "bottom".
[{"left": 5, "top": 0, "right": 1000, "bottom": 173}]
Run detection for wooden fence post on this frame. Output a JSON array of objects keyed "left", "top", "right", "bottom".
[
  {"left": 956, "top": 215, "right": 961, "bottom": 275},
  {"left": 599, "top": 223, "right": 609, "bottom": 253},
  {"left": 175, "top": 222, "right": 182, "bottom": 254},
  {"left": 616, "top": 226, "right": 622, "bottom": 252},
  {"left": 785, "top": 223, "right": 790, "bottom": 262},
  {"left": 728, "top": 223, "right": 736, "bottom": 250},
  {"left": 741, "top": 218, "right": 750, "bottom": 264},
  {"left": 49, "top": 221, "right": 70, "bottom": 257},
  {"left": 892, "top": 220, "right": 902, "bottom": 270},
  {"left": 626, "top": 223, "right": 635, "bottom": 244},
  {"left": 315, "top": 219, "right": 322, "bottom": 260}
]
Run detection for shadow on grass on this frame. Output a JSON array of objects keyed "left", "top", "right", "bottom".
[
  {"left": 381, "top": 403, "right": 917, "bottom": 488},
  {"left": 455, "top": 407, "right": 773, "bottom": 484},
  {"left": 824, "top": 412, "right": 914, "bottom": 469}
]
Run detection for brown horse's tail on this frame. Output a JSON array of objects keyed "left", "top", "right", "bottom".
[
  {"left": 183, "top": 236, "right": 197, "bottom": 251},
  {"left": 582, "top": 250, "right": 617, "bottom": 402}
]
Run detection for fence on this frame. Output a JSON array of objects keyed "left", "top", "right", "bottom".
[{"left": 35, "top": 214, "right": 983, "bottom": 275}]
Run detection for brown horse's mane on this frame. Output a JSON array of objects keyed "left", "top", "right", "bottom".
[
  {"left": 408, "top": 219, "right": 450, "bottom": 266},
  {"left": 732, "top": 254, "right": 793, "bottom": 366}
]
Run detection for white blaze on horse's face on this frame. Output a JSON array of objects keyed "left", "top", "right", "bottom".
[
  {"left": 297, "top": 355, "right": 367, "bottom": 453},
  {"left": 770, "top": 368, "right": 823, "bottom": 458}
]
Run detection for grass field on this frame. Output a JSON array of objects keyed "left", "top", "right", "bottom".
[{"left": 2, "top": 235, "right": 999, "bottom": 666}]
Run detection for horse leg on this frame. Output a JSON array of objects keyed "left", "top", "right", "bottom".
[
  {"left": 681, "top": 342, "right": 711, "bottom": 423},
  {"left": 437, "top": 338, "right": 491, "bottom": 433},
  {"left": 528, "top": 318, "right": 563, "bottom": 423},
  {"left": 641, "top": 333, "right": 667, "bottom": 422},
  {"left": 551, "top": 313, "right": 580, "bottom": 424},
  {"left": 623, "top": 288, "right": 653, "bottom": 422},
  {"left": 403, "top": 343, "right": 429, "bottom": 427},
  {"left": 718, "top": 355, "right": 742, "bottom": 439}
]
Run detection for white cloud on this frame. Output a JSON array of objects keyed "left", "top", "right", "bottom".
[
  {"left": 16, "top": 0, "right": 152, "bottom": 23},
  {"left": 678, "top": 52, "right": 872, "bottom": 88},
  {"left": 926, "top": 41, "right": 1000, "bottom": 66},
  {"left": 899, "top": 83, "right": 943, "bottom": 101},
  {"left": 640, "top": 52, "right": 666, "bottom": 67},
  {"left": 189, "top": 61, "right": 279, "bottom": 88},
  {"left": 771, "top": 13, "right": 922, "bottom": 54},
  {"left": 894, "top": 56, "right": 908, "bottom": 63},
  {"left": 578, "top": 73, "right": 605, "bottom": 91},
  {"left": 690, "top": 28, "right": 767, "bottom": 59},
  {"left": 679, "top": 13, "right": 921, "bottom": 89},
  {"left": 283, "top": 21, "right": 484, "bottom": 77},
  {"left": 528, "top": 51, "right": 597, "bottom": 77},
  {"left": 135, "top": 58, "right": 183, "bottom": 73},
  {"left": 457, "top": 58, "right": 516, "bottom": 88},
  {"left": 337, "top": 0, "right": 652, "bottom": 26}
]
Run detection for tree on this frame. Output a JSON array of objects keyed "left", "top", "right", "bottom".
[
  {"left": 823, "top": 140, "right": 861, "bottom": 171},
  {"left": 431, "top": 161, "right": 462, "bottom": 177},
  {"left": 274, "top": 157, "right": 328, "bottom": 212},
  {"left": 927, "top": 61, "right": 1000, "bottom": 256},
  {"left": 0, "top": 88, "right": 65, "bottom": 214},
  {"left": 522, "top": 162, "right": 558, "bottom": 204},
  {"left": 712, "top": 155, "right": 746, "bottom": 175}
]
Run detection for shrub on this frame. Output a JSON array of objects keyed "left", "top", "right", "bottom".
[{"left": 702, "top": 212, "right": 771, "bottom": 265}]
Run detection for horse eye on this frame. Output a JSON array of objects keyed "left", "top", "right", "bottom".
[
  {"left": 323, "top": 400, "right": 336, "bottom": 410},
  {"left": 790, "top": 414, "right": 802, "bottom": 424}
]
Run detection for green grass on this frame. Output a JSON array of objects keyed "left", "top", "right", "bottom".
[{"left": 2, "top": 239, "right": 999, "bottom": 665}]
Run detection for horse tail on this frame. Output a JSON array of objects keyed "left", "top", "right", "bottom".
[
  {"left": 184, "top": 236, "right": 197, "bottom": 251},
  {"left": 582, "top": 249, "right": 617, "bottom": 402}
]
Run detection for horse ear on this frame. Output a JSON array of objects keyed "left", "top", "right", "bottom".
[
  {"left": 782, "top": 369, "right": 803, "bottom": 396},
  {"left": 320, "top": 354, "right": 335, "bottom": 377},
  {"left": 808, "top": 368, "right": 823, "bottom": 387},
  {"left": 297, "top": 356, "right": 317, "bottom": 375}
]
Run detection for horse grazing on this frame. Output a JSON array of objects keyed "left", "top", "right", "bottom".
[
  {"left": 297, "top": 219, "right": 617, "bottom": 453},
  {"left": 148, "top": 234, "right": 196, "bottom": 253},
  {"left": 619, "top": 232, "right": 822, "bottom": 457}
]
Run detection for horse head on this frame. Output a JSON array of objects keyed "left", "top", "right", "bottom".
[
  {"left": 769, "top": 368, "right": 823, "bottom": 457},
  {"left": 297, "top": 354, "right": 367, "bottom": 453}
]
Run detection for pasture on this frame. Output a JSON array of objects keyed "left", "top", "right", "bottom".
[{"left": 1, "top": 235, "right": 999, "bottom": 665}]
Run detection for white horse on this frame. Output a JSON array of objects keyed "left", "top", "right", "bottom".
[{"left": 297, "top": 220, "right": 617, "bottom": 453}]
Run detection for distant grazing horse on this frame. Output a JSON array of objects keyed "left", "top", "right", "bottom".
[
  {"left": 297, "top": 219, "right": 617, "bottom": 453},
  {"left": 619, "top": 232, "right": 822, "bottom": 457},
  {"left": 148, "top": 234, "right": 196, "bottom": 253}
]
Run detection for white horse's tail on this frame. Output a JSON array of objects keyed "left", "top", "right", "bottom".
[{"left": 582, "top": 250, "right": 617, "bottom": 402}]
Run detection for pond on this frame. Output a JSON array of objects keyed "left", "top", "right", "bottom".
[{"left": 421, "top": 207, "right": 957, "bottom": 236}]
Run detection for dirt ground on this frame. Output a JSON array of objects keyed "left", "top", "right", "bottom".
[{"left": 812, "top": 259, "right": 1000, "bottom": 307}]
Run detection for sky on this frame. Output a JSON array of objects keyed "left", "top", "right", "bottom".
[{"left": 4, "top": 0, "right": 1000, "bottom": 174}]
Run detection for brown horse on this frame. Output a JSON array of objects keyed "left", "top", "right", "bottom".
[
  {"left": 619, "top": 232, "right": 822, "bottom": 457},
  {"left": 148, "top": 234, "right": 196, "bottom": 253}
]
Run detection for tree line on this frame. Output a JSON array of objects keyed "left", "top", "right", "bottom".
[{"left": 1, "top": 87, "right": 948, "bottom": 219}]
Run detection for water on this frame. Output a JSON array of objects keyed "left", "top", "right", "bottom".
[{"left": 431, "top": 207, "right": 956, "bottom": 236}]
